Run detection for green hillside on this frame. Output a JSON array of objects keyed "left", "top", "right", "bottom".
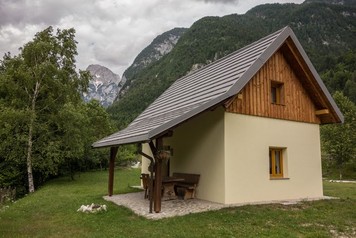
[{"left": 108, "top": 0, "right": 356, "bottom": 129}]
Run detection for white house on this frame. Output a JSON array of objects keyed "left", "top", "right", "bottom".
[{"left": 93, "top": 26, "right": 343, "bottom": 212}]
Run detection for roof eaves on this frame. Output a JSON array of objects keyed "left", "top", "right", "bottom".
[
  {"left": 287, "top": 30, "right": 344, "bottom": 123},
  {"left": 92, "top": 134, "right": 150, "bottom": 148}
]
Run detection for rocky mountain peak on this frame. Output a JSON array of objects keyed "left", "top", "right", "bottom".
[
  {"left": 86, "top": 64, "right": 119, "bottom": 84},
  {"left": 83, "top": 64, "right": 121, "bottom": 108}
]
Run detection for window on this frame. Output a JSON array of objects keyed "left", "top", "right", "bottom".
[
  {"left": 269, "top": 148, "right": 284, "bottom": 178},
  {"left": 271, "top": 81, "right": 284, "bottom": 104}
]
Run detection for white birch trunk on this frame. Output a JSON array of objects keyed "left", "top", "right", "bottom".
[{"left": 26, "top": 81, "right": 40, "bottom": 193}]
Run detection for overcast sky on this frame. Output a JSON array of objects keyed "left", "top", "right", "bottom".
[{"left": 0, "top": 0, "right": 304, "bottom": 77}]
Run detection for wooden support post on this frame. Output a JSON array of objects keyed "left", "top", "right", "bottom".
[
  {"left": 149, "top": 138, "right": 164, "bottom": 213},
  {"left": 108, "top": 147, "right": 118, "bottom": 196}
]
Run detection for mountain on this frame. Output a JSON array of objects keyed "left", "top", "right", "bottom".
[
  {"left": 304, "top": 0, "right": 356, "bottom": 6},
  {"left": 107, "top": 0, "right": 356, "bottom": 128},
  {"left": 83, "top": 64, "right": 121, "bottom": 108},
  {"left": 119, "top": 27, "right": 187, "bottom": 98}
]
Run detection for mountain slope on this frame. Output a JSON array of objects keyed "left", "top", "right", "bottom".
[
  {"left": 119, "top": 27, "right": 187, "bottom": 98},
  {"left": 83, "top": 64, "right": 121, "bottom": 108},
  {"left": 107, "top": 0, "right": 356, "bottom": 128}
]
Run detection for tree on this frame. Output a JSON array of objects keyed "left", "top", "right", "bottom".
[
  {"left": 55, "top": 102, "right": 87, "bottom": 180},
  {"left": 320, "top": 92, "right": 356, "bottom": 179},
  {"left": 321, "top": 51, "right": 356, "bottom": 104},
  {"left": 0, "top": 106, "right": 28, "bottom": 195},
  {"left": 82, "top": 100, "right": 115, "bottom": 171},
  {"left": 0, "top": 27, "right": 90, "bottom": 192}
]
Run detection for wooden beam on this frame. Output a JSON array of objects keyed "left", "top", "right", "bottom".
[
  {"left": 315, "top": 109, "right": 329, "bottom": 115},
  {"left": 154, "top": 137, "right": 163, "bottom": 213},
  {"left": 149, "top": 141, "right": 157, "bottom": 156},
  {"left": 108, "top": 147, "right": 118, "bottom": 196},
  {"left": 163, "top": 130, "right": 174, "bottom": 138},
  {"left": 148, "top": 141, "right": 158, "bottom": 213},
  {"left": 149, "top": 138, "right": 165, "bottom": 213},
  {"left": 223, "top": 96, "right": 238, "bottom": 109},
  {"left": 154, "top": 157, "right": 162, "bottom": 213},
  {"left": 284, "top": 39, "right": 329, "bottom": 109}
]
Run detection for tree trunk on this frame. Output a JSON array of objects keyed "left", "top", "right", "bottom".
[
  {"left": 26, "top": 116, "right": 35, "bottom": 193},
  {"left": 26, "top": 81, "right": 40, "bottom": 193}
]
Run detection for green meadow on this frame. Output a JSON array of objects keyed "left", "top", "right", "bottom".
[{"left": 0, "top": 168, "right": 355, "bottom": 238}]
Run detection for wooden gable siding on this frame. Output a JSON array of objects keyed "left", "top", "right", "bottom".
[{"left": 226, "top": 50, "right": 321, "bottom": 124}]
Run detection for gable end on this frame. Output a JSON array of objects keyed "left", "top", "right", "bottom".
[
  {"left": 280, "top": 37, "right": 342, "bottom": 124},
  {"left": 226, "top": 49, "right": 322, "bottom": 124}
]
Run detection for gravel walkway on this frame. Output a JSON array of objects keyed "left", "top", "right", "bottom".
[
  {"left": 104, "top": 192, "right": 334, "bottom": 220},
  {"left": 104, "top": 191, "right": 225, "bottom": 220}
]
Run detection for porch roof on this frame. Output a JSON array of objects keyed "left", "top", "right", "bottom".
[{"left": 92, "top": 26, "right": 343, "bottom": 148}]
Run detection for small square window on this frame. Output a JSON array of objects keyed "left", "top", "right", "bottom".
[
  {"left": 269, "top": 148, "right": 284, "bottom": 178},
  {"left": 271, "top": 81, "right": 284, "bottom": 104}
]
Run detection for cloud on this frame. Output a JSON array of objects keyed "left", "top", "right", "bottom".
[
  {"left": 0, "top": 0, "right": 304, "bottom": 76},
  {"left": 197, "top": 0, "right": 239, "bottom": 3}
]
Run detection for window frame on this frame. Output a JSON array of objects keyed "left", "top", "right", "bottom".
[
  {"left": 269, "top": 148, "right": 284, "bottom": 178},
  {"left": 271, "top": 81, "right": 284, "bottom": 105}
]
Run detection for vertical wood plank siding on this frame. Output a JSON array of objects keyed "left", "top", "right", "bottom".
[{"left": 226, "top": 50, "right": 321, "bottom": 124}]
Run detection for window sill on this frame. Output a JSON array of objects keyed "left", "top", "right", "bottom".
[{"left": 270, "top": 177, "right": 290, "bottom": 180}]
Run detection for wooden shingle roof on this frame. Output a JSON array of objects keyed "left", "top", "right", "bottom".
[{"left": 93, "top": 26, "right": 343, "bottom": 148}]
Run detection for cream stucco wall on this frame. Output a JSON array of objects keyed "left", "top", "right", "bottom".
[
  {"left": 141, "top": 109, "right": 323, "bottom": 205},
  {"left": 166, "top": 107, "right": 226, "bottom": 203},
  {"left": 141, "top": 143, "right": 152, "bottom": 175},
  {"left": 141, "top": 107, "right": 226, "bottom": 203},
  {"left": 224, "top": 113, "right": 323, "bottom": 204}
]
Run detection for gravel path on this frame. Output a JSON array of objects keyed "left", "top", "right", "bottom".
[
  {"left": 104, "top": 192, "right": 225, "bottom": 220},
  {"left": 104, "top": 192, "right": 334, "bottom": 220}
]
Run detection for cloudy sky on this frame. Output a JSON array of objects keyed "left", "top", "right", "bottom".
[{"left": 0, "top": 0, "right": 304, "bottom": 77}]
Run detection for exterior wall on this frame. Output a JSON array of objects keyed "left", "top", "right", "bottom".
[
  {"left": 151, "top": 107, "right": 226, "bottom": 203},
  {"left": 224, "top": 113, "right": 323, "bottom": 204},
  {"left": 166, "top": 107, "right": 225, "bottom": 203},
  {"left": 226, "top": 50, "right": 321, "bottom": 124},
  {"left": 142, "top": 110, "right": 323, "bottom": 205},
  {"left": 141, "top": 143, "right": 152, "bottom": 175}
]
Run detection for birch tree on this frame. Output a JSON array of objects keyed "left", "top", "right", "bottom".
[{"left": 0, "top": 27, "right": 89, "bottom": 192}]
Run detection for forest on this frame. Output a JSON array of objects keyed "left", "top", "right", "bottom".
[
  {"left": 0, "top": 27, "right": 134, "bottom": 197},
  {"left": 0, "top": 0, "right": 355, "bottom": 198}
]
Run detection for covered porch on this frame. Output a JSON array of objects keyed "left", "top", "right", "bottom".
[
  {"left": 106, "top": 137, "right": 181, "bottom": 214},
  {"left": 96, "top": 107, "right": 225, "bottom": 214}
]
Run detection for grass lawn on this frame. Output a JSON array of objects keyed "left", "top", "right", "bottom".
[{"left": 0, "top": 168, "right": 355, "bottom": 238}]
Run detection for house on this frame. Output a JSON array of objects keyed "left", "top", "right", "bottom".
[{"left": 93, "top": 26, "right": 343, "bottom": 212}]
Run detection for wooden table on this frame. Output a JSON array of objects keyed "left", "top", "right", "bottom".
[{"left": 161, "top": 177, "right": 185, "bottom": 200}]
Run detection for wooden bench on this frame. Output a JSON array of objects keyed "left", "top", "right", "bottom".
[{"left": 172, "top": 172, "right": 200, "bottom": 200}]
